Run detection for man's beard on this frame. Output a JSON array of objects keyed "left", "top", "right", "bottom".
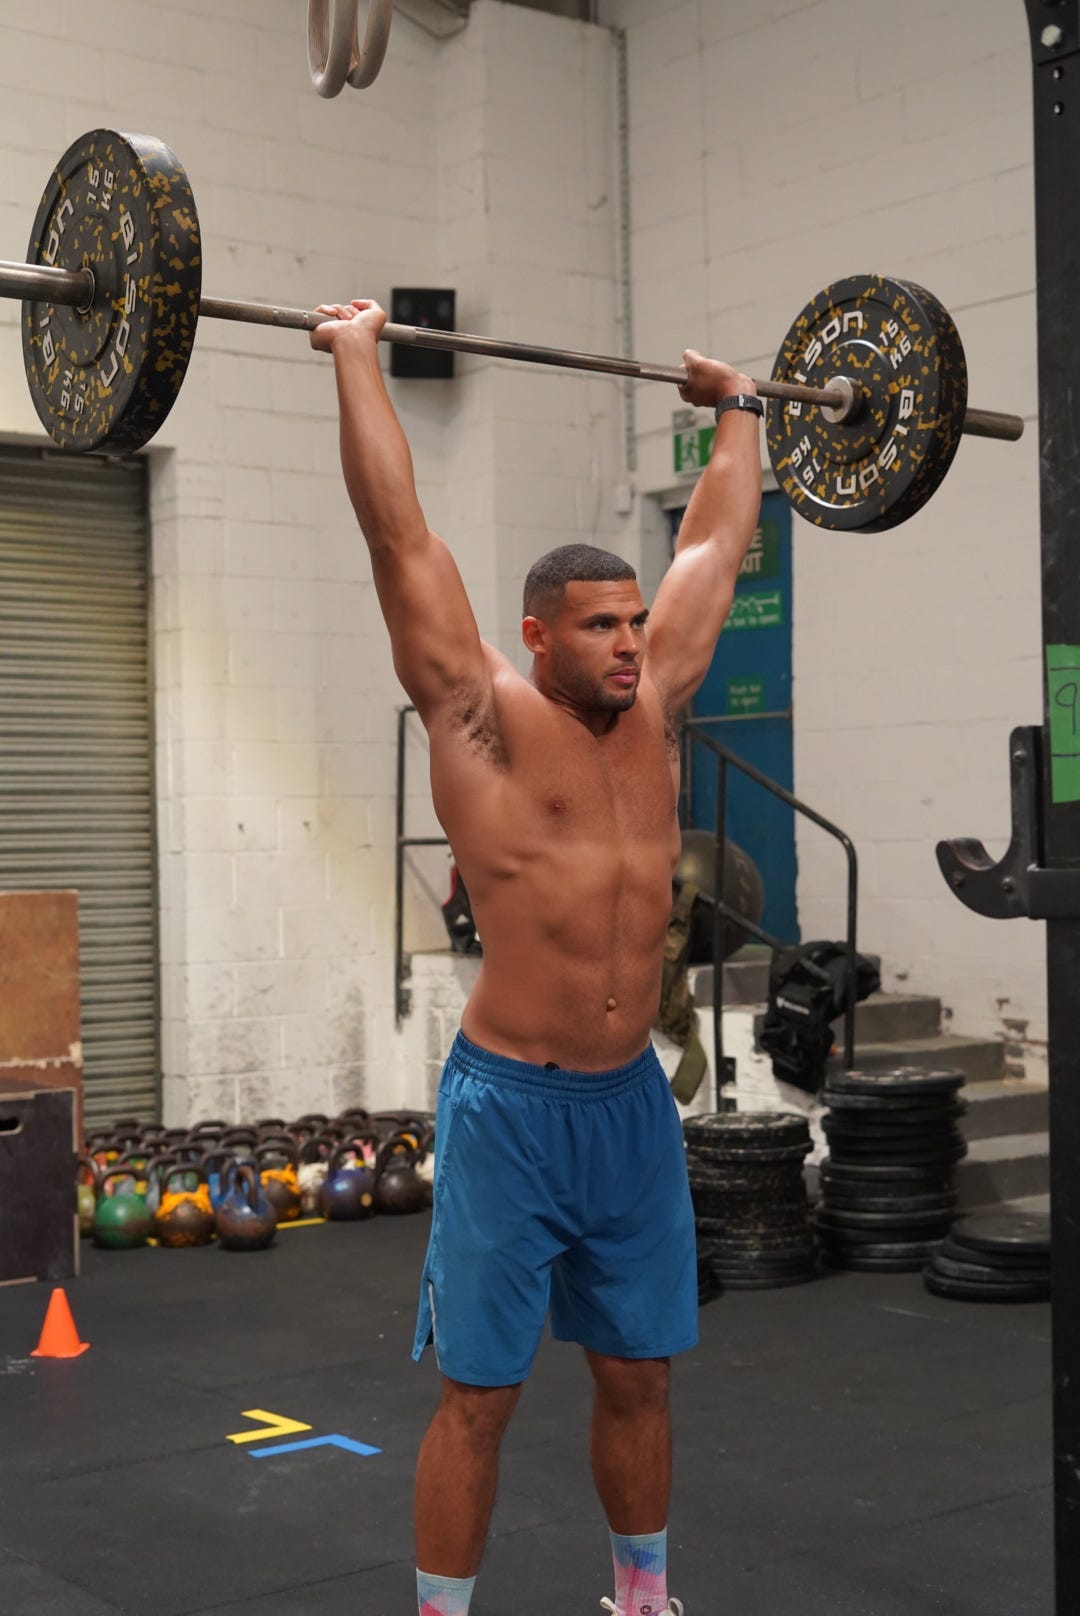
[{"left": 551, "top": 644, "right": 637, "bottom": 712}]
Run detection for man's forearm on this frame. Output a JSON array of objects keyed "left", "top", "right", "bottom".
[
  {"left": 675, "top": 411, "right": 763, "bottom": 578},
  {"left": 333, "top": 338, "right": 427, "bottom": 549}
]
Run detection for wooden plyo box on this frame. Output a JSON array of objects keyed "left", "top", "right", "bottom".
[
  {"left": 0, "top": 890, "right": 83, "bottom": 1137},
  {"left": 0, "top": 891, "right": 83, "bottom": 1284},
  {"left": 0, "top": 1075, "right": 78, "bottom": 1286}
]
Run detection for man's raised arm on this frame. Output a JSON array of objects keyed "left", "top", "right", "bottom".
[
  {"left": 311, "top": 300, "right": 489, "bottom": 726},
  {"left": 646, "top": 353, "right": 763, "bottom": 714}
]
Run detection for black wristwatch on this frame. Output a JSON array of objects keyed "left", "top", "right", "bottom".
[{"left": 714, "top": 393, "right": 764, "bottom": 422}]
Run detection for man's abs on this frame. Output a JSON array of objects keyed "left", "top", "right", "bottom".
[
  {"left": 432, "top": 672, "right": 681, "bottom": 1070},
  {"left": 460, "top": 845, "right": 674, "bottom": 1069}
]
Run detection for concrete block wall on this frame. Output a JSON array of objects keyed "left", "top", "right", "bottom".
[
  {"left": 602, "top": 0, "right": 1047, "bottom": 1065},
  {"left": 1, "top": 0, "right": 1044, "bottom": 1115},
  {"left": 0, "top": 0, "right": 622, "bottom": 1122},
  {"left": 399, "top": 3, "right": 626, "bottom": 999}
]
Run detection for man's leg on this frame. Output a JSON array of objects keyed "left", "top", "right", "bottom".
[
  {"left": 586, "top": 1351, "right": 670, "bottom": 1531},
  {"left": 415, "top": 1375, "right": 523, "bottom": 1587},
  {"left": 587, "top": 1351, "right": 672, "bottom": 1616}
]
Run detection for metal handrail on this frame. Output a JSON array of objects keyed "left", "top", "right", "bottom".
[
  {"left": 395, "top": 705, "right": 450, "bottom": 1023},
  {"left": 683, "top": 719, "right": 859, "bottom": 1109}
]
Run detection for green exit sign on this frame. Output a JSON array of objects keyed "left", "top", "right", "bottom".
[{"left": 673, "top": 425, "right": 715, "bottom": 475}]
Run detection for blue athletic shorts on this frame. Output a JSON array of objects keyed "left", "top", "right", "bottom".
[{"left": 412, "top": 1030, "right": 699, "bottom": 1386}]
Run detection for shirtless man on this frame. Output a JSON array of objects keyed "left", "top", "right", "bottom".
[{"left": 312, "top": 299, "right": 763, "bottom": 1616}]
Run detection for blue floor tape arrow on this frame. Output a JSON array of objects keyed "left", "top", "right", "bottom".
[{"left": 248, "top": 1434, "right": 381, "bottom": 1459}]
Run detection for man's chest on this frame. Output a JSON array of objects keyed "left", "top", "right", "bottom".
[{"left": 513, "top": 713, "right": 679, "bottom": 841}]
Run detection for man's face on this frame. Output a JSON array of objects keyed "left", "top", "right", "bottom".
[{"left": 530, "top": 580, "right": 649, "bottom": 712}]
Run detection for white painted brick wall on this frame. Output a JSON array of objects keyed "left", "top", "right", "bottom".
[
  {"left": 0, "top": 0, "right": 623, "bottom": 1123},
  {"left": 603, "top": 0, "right": 1046, "bottom": 1063}
]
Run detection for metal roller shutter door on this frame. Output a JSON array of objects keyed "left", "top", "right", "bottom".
[{"left": 0, "top": 443, "right": 157, "bottom": 1129}]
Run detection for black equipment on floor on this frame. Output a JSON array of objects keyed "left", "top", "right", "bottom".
[{"left": 759, "top": 941, "right": 880, "bottom": 1094}]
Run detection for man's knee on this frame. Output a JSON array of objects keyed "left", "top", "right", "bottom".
[
  {"left": 587, "top": 1351, "right": 670, "bottom": 1418},
  {"left": 438, "top": 1375, "right": 523, "bottom": 1449}
]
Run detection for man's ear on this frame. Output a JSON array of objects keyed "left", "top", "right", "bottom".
[{"left": 522, "top": 615, "right": 548, "bottom": 655}]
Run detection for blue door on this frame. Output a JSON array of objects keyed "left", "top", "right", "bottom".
[{"left": 669, "top": 490, "right": 798, "bottom": 944}]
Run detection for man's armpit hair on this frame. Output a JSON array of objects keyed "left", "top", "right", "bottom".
[
  {"left": 449, "top": 681, "right": 509, "bottom": 768},
  {"left": 663, "top": 701, "right": 681, "bottom": 763}
]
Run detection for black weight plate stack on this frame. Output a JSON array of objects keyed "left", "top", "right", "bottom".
[
  {"left": 816, "top": 1067, "right": 967, "bottom": 1271},
  {"left": 923, "top": 1210, "right": 1051, "bottom": 1302},
  {"left": 22, "top": 129, "right": 202, "bottom": 453},
  {"left": 685, "top": 1112, "right": 816, "bottom": 1289},
  {"left": 697, "top": 1248, "right": 722, "bottom": 1306},
  {"left": 766, "top": 274, "right": 968, "bottom": 533}
]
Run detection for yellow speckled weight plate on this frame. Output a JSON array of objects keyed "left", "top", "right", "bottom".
[
  {"left": 21, "top": 129, "right": 201, "bottom": 453},
  {"left": 765, "top": 274, "right": 968, "bottom": 533}
]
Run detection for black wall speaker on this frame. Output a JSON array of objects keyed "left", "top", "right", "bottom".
[{"left": 390, "top": 288, "right": 457, "bottom": 379}]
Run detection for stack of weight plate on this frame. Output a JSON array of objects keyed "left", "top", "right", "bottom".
[
  {"left": 684, "top": 1113, "right": 816, "bottom": 1290},
  {"left": 816, "top": 1067, "right": 967, "bottom": 1272},
  {"left": 923, "top": 1210, "right": 1051, "bottom": 1303}
]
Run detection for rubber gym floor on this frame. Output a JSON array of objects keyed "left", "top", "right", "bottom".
[{"left": 0, "top": 1213, "right": 1052, "bottom": 1616}]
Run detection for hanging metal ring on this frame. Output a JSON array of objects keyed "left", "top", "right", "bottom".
[{"left": 308, "top": 0, "right": 394, "bottom": 98}]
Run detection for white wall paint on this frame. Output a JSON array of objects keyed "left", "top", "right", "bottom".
[
  {"left": 0, "top": 0, "right": 1046, "bottom": 1120},
  {"left": 602, "top": 0, "right": 1045, "bottom": 1062},
  {"left": 0, "top": 0, "right": 621, "bottom": 1122}
]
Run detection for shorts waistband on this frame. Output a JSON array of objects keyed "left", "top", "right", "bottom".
[{"left": 449, "top": 1030, "right": 660, "bottom": 1100}]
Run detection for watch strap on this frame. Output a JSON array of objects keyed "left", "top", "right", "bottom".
[{"left": 714, "top": 393, "right": 764, "bottom": 421}]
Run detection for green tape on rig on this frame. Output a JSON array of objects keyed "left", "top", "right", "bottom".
[{"left": 1046, "top": 645, "right": 1080, "bottom": 803}]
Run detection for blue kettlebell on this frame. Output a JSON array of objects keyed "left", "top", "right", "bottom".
[
  {"left": 319, "top": 1138, "right": 376, "bottom": 1221},
  {"left": 214, "top": 1162, "right": 277, "bottom": 1251}
]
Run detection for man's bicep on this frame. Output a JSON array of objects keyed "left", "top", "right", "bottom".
[
  {"left": 647, "top": 542, "right": 734, "bottom": 711},
  {"left": 370, "top": 531, "right": 489, "bottom": 717}
]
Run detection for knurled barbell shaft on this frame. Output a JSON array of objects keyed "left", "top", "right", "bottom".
[{"left": 0, "top": 258, "right": 1025, "bottom": 442}]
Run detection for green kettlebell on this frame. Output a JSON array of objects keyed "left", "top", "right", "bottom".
[{"left": 93, "top": 1166, "right": 153, "bottom": 1250}]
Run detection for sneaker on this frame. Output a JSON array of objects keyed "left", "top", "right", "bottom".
[{"left": 600, "top": 1602, "right": 684, "bottom": 1616}]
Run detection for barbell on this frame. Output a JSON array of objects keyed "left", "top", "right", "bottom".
[{"left": 3, "top": 129, "right": 1024, "bottom": 533}]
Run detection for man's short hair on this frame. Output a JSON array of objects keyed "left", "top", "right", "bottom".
[{"left": 523, "top": 544, "right": 637, "bottom": 618}]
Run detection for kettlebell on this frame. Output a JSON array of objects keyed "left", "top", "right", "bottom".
[
  {"left": 319, "top": 1138, "right": 376, "bottom": 1221},
  {"left": 85, "top": 1130, "right": 121, "bottom": 1170},
  {"left": 297, "top": 1132, "right": 338, "bottom": 1217},
  {"left": 76, "top": 1156, "right": 99, "bottom": 1237},
  {"left": 255, "top": 1136, "right": 302, "bottom": 1223},
  {"left": 93, "top": 1167, "right": 153, "bottom": 1250},
  {"left": 186, "top": 1120, "right": 227, "bottom": 1146},
  {"left": 374, "top": 1134, "right": 427, "bottom": 1216},
  {"left": 200, "top": 1148, "right": 232, "bottom": 1211},
  {"left": 141, "top": 1153, "right": 179, "bottom": 1217},
  {"left": 334, "top": 1106, "right": 371, "bottom": 1129},
  {"left": 155, "top": 1163, "right": 215, "bottom": 1248},
  {"left": 215, "top": 1163, "right": 277, "bottom": 1251}
]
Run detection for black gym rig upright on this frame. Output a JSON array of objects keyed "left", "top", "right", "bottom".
[{"left": 937, "top": 7, "right": 1080, "bottom": 1607}]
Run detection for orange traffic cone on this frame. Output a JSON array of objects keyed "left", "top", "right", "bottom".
[{"left": 31, "top": 1287, "right": 90, "bottom": 1359}]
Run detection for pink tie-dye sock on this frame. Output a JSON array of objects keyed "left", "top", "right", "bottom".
[
  {"left": 610, "top": 1527, "right": 668, "bottom": 1616},
  {"left": 416, "top": 1570, "right": 476, "bottom": 1616}
]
